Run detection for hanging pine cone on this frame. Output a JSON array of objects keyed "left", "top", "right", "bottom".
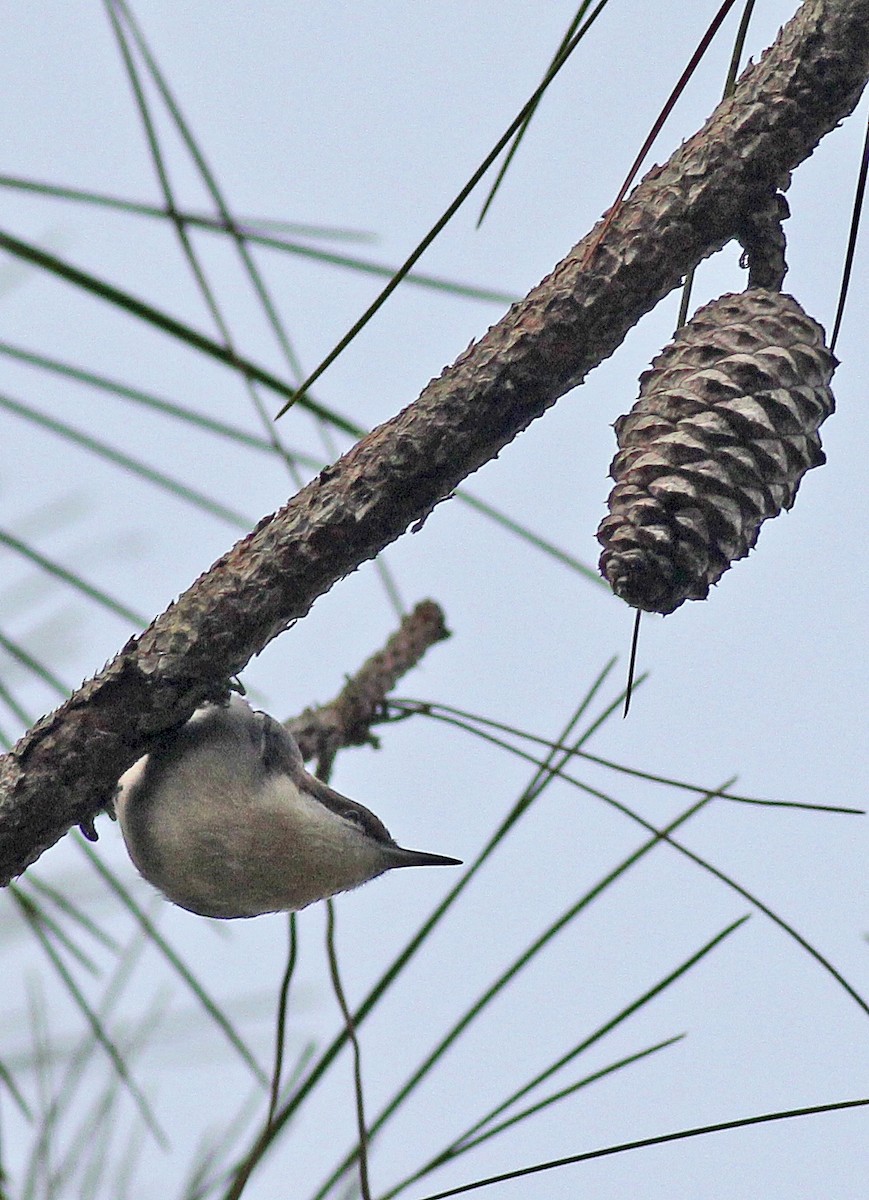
[{"left": 596, "top": 288, "right": 836, "bottom": 615}]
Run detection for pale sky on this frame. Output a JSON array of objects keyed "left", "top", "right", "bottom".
[{"left": 1, "top": 4, "right": 867, "bottom": 1198}]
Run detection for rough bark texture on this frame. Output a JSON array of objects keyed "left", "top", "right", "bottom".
[
  {"left": 286, "top": 600, "right": 451, "bottom": 778},
  {"left": 1, "top": 0, "right": 868, "bottom": 884}
]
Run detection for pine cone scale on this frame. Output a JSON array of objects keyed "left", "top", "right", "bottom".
[{"left": 597, "top": 289, "right": 836, "bottom": 614}]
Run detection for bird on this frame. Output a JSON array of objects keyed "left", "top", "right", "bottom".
[{"left": 115, "top": 694, "right": 461, "bottom": 918}]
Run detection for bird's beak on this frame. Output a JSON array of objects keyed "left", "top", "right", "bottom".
[{"left": 389, "top": 847, "right": 462, "bottom": 869}]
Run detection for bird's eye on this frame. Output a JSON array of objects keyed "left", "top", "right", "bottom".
[{"left": 340, "top": 804, "right": 393, "bottom": 843}]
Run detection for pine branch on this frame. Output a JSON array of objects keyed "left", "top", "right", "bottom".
[{"left": 1, "top": 0, "right": 867, "bottom": 885}]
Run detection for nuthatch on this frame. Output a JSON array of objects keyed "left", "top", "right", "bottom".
[{"left": 115, "top": 695, "right": 460, "bottom": 919}]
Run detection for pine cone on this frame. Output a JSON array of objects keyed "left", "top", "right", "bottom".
[{"left": 597, "top": 289, "right": 836, "bottom": 615}]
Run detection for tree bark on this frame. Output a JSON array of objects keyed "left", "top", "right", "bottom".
[{"left": 1, "top": 0, "right": 867, "bottom": 884}]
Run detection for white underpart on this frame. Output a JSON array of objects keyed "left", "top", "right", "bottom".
[{"left": 115, "top": 725, "right": 392, "bottom": 918}]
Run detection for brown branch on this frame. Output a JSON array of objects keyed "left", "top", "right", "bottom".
[
  {"left": 286, "top": 600, "right": 450, "bottom": 777},
  {"left": 737, "top": 188, "right": 791, "bottom": 290},
  {"left": 0, "top": 0, "right": 867, "bottom": 885}
]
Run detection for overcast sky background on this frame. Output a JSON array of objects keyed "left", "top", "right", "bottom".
[{"left": 1, "top": 3, "right": 868, "bottom": 1197}]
